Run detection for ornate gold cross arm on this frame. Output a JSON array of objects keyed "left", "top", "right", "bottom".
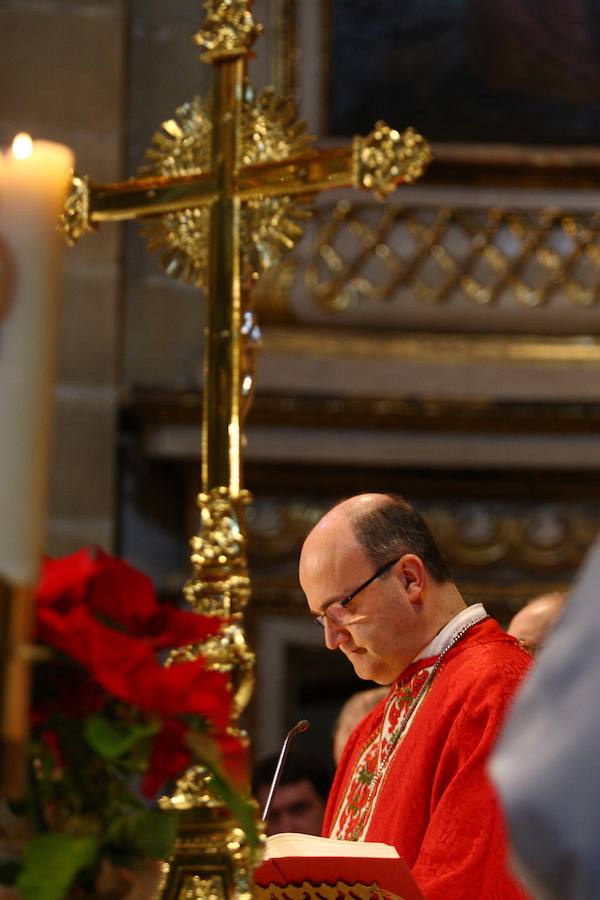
[
  {"left": 61, "top": 123, "right": 430, "bottom": 246},
  {"left": 85, "top": 173, "right": 218, "bottom": 223},
  {"left": 61, "top": 170, "right": 217, "bottom": 244},
  {"left": 239, "top": 125, "right": 430, "bottom": 200}
]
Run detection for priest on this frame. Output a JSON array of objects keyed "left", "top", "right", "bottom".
[{"left": 299, "top": 493, "right": 531, "bottom": 899}]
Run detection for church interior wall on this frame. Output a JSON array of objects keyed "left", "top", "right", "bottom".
[{"left": 3, "top": 0, "right": 600, "bottom": 767}]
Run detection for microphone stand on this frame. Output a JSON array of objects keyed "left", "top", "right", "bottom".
[{"left": 261, "top": 719, "right": 310, "bottom": 822}]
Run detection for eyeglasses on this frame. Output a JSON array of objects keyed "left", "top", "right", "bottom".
[{"left": 315, "top": 557, "right": 400, "bottom": 628}]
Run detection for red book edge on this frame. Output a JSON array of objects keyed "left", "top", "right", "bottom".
[{"left": 254, "top": 854, "right": 424, "bottom": 900}]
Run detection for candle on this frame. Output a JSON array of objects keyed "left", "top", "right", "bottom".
[{"left": 0, "top": 135, "right": 74, "bottom": 586}]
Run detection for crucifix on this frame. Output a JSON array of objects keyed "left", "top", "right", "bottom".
[{"left": 61, "top": 2, "right": 431, "bottom": 897}]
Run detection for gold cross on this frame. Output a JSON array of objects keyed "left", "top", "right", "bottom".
[
  {"left": 61, "top": 1, "right": 430, "bottom": 509},
  {"left": 60, "top": 4, "right": 430, "bottom": 895}
]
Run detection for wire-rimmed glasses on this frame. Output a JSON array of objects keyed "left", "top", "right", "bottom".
[{"left": 314, "top": 557, "right": 400, "bottom": 628}]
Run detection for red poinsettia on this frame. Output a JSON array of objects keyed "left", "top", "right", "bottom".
[
  {"left": 36, "top": 549, "right": 230, "bottom": 722},
  {"left": 3, "top": 549, "right": 258, "bottom": 900},
  {"left": 34, "top": 548, "right": 244, "bottom": 796}
]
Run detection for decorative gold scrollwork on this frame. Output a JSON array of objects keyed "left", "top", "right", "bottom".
[
  {"left": 156, "top": 800, "right": 261, "bottom": 899},
  {"left": 353, "top": 122, "right": 432, "bottom": 199},
  {"left": 181, "top": 874, "right": 226, "bottom": 899},
  {"left": 185, "top": 487, "right": 252, "bottom": 615},
  {"left": 58, "top": 173, "right": 91, "bottom": 246},
  {"left": 168, "top": 623, "right": 255, "bottom": 720},
  {"left": 194, "top": 0, "right": 263, "bottom": 61},
  {"left": 165, "top": 488, "right": 255, "bottom": 718},
  {"left": 162, "top": 766, "right": 230, "bottom": 813}
]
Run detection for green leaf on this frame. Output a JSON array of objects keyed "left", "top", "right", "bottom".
[
  {"left": 84, "top": 716, "right": 158, "bottom": 761},
  {"left": 16, "top": 833, "right": 98, "bottom": 900},
  {"left": 185, "top": 733, "right": 260, "bottom": 852},
  {"left": 124, "top": 810, "right": 179, "bottom": 859}
]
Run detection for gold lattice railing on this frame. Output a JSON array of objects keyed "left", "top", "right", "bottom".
[{"left": 256, "top": 201, "right": 600, "bottom": 315}]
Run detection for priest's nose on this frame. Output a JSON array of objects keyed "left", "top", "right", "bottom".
[{"left": 323, "top": 616, "right": 346, "bottom": 651}]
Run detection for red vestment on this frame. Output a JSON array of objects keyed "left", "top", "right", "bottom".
[{"left": 323, "top": 617, "right": 532, "bottom": 900}]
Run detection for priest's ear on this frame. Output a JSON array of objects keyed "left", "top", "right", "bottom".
[{"left": 395, "top": 554, "right": 426, "bottom": 603}]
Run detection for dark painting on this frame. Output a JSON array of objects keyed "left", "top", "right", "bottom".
[{"left": 329, "top": 0, "right": 600, "bottom": 143}]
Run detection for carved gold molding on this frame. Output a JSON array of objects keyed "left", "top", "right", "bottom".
[
  {"left": 122, "top": 385, "right": 600, "bottom": 436},
  {"left": 260, "top": 326, "right": 600, "bottom": 365},
  {"left": 246, "top": 498, "right": 599, "bottom": 572}
]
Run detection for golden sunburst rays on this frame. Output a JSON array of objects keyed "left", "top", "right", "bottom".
[
  {"left": 139, "top": 96, "right": 212, "bottom": 285},
  {"left": 138, "top": 85, "right": 315, "bottom": 289}
]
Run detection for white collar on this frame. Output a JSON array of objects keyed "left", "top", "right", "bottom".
[{"left": 414, "top": 602, "right": 488, "bottom": 661}]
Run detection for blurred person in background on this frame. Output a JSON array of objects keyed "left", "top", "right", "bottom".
[
  {"left": 507, "top": 591, "right": 567, "bottom": 655},
  {"left": 252, "top": 750, "right": 332, "bottom": 837},
  {"left": 332, "top": 686, "right": 388, "bottom": 765}
]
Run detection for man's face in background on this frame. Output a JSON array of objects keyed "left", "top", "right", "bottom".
[{"left": 256, "top": 777, "right": 326, "bottom": 836}]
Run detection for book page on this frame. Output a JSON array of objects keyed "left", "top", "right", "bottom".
[{"left": 265, "top": 832, "right": 399, "bottom": 859}]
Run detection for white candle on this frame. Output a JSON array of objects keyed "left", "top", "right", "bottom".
[{"left": 0, "top": 135, "right": 74, "bottom": 586}]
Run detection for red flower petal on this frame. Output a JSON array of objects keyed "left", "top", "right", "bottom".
[
  {"left": 214, "top": 731, "right": 249, "bottom": 789},
  {"left": 37, "top": 601, "right": 232, "bottom": 725},
  {"left": 142, "top": 719, "right": 191, "bottom": 798},
  {"left": 37, "top": 548, "right": 98, "bottom": 611},
  {"left": 146, "top": 605, "right": 226, "bottom": 650},
  {"left": 37, "top": 549, "right": 225, "bottom": 648},
  {"left": 86, "top": 550, "right": 160, "bottom": 630}
]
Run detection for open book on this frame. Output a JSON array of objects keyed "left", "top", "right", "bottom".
[{"left": 254, "top": 832, "right": 424, "bottom": 899}]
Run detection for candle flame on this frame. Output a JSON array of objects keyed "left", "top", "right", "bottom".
[{"left": 11, "top": 133, "right": 33, "bottom": 161}]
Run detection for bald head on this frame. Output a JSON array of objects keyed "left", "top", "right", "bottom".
[
  {"left": 302, "top": 493, "right": 452, "bottom": 584},
  {"left": 299, "top": 497, "right": 374, "bottom": 635},
  {"left": 300, "top": 494, "right": 385, "bottom": 580},
  {"left": 304, "top": 494, "right": 387, "bottom": 540},
  {"left": 507, "top": 592, "right": 567, "bottom": 653},
  {"left": 299, "top": 494, "right": 463, "bottom": 684}
]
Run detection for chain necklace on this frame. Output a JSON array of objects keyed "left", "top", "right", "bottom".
[{"left": 347, "top": 612, "right": 488, "bottom": 841}]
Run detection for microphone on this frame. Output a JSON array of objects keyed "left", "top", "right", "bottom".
[{"left": 261, "top": 719, "right": 310, "bottom": 822}]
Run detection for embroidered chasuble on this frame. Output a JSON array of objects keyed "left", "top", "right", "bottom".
[{"left": 323, "top": 615, "right": 532, "bottom": 900}]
